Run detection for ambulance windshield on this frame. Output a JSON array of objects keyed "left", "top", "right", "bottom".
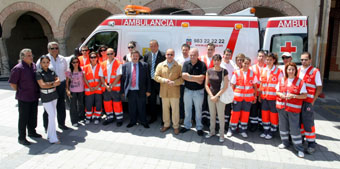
[
  {"left": 270, "top": 34, "right": 307, "bottom": 65},
  {"left": 87, "top": 31, "right": 119, "bottom": 52}
]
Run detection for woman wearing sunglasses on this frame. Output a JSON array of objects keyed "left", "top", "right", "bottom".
[
  {"left": 66, "top": 56, "right": 85, "bottom": 127},
  {"left": 83, "top": 52, "right": 103, "bottom": 125},
  {"left": 123, "top": 41, "right": 137, "bottom": 63},
  {"left": 97, "top": 45, "right": 108, "bottom": 63}
]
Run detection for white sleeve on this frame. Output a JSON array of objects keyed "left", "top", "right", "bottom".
[
  {"left": 116, "top": 64, "right": 122, "bottom": 76},
  {"left": 253, "top": 75, "right": 258, "bottom": 84},
  {"left": 98, "top": 67, "right": 104, "bottom": 77},
  {"left": 36, "top": 59, "right": 41, "bottom": 70},
  {"left": 315, "top": 71, "right": 322, "bottom": 86},
  {"left": 278, "top": 72, "right": 284, "bottom": 80},
  {"left": 300, "top": 82, "right": 307, "bottom": 94},
  {"left": 230, "top": 74, "right": 237, "bottom": 85},
  {"left": 275, "top": 83, "right": 280, "bottom": 91}
]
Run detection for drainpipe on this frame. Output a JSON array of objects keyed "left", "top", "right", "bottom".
[{"left": 315, "top": 0, "right": 324, "bottom": 68}]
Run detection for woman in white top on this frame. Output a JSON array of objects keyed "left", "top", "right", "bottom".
[{"left": 123, "top": 41, "right": 137, "bottom": 63}]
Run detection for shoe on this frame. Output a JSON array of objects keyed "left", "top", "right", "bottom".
[
  {"left": 50, "top": 141, "right": 61, "bottom": 144},
  {"left": 226, "top": 129, "right": 233, "bottom": 137},
  {"left": 307, "top": 147, "right": 316, "bottom": 154},
  {"left": 205, "top": 133, "right": 215, "bottom": 139},
  {"left": 240, "top": 132, "right": 248, "bottom": 138},
  {"left": 72, "top": 123, "right": 79, "bottom": 127},
  {"left": 28, "top": 133, "right": 42, "bottom": 138},
  {"left": 18, "top": 139, "right": 31, "bottom": 145},
  {"left": 197, "top": 130, "right": 204, "bottom": 136},
  {"left": 265, "top": 134, "right": 273, "bottom": 140},
  {"left": 85, "top": 120, "right": 90, "bottom": 125},
  {"left": 148, "top": 118, "right": 157, "bottom": 124},
  {"left": 160, "top": 126, "right": 170, "bottom": 132},
  {"left": 126, "top": 123, "right": 136, "bottom": 128},
  {"left": 219, "top": 137, "right": 224, "bottom": 143},
  {"left": 180, "top": 128, "right": 189, "bottom": 133},
  {"left": 116, "top": 122, "right": 123, "bottom": 127},
  {"left": 174, "top": 128, "right": 180, "bottom": 135},
  {"left": 278, "top": 144, "right": 287, "bottom": 149},
  {"left": 297, "top": 151, "right": 305, "bottom": 158},
  {"left": 142, "top": 123, "right": 150, "bottom": 128},
  {"left": 94, "top": 120, "right": 99, "bottom": 125},
  {"left": 59, "top": 125, "right": 70, "bottom": 130},
  {"left": 260, "top": 133, "right": 266, "bottom": 138},
  {"left": 102, "top": 119, "right": 113, "bottom": 125}
]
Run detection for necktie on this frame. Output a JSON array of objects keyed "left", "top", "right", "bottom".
[
  {"left": 151, "top": 53, "right": 156, "bottom": 79},
  {"left": 132, "top": 64, "right": 137, "bottom": 88}
]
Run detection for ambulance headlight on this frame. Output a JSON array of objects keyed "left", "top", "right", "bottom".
[
  {"left": 181, "top": 22, "right": 189, "bottom": 28},
  {"left": 235, "top": 24, "right": 243, "bottom": 30}
]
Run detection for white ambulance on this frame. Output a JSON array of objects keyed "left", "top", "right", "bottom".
[{"left": 81, "top": 6, "right": 308, "bottom": 64}]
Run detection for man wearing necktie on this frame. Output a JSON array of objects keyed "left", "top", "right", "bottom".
[
  {"left": 143, "top": 40, "right": 165, "bottom": 124},
  {"left": 121, "top": 50, "right": 151, "bottom": 128}
]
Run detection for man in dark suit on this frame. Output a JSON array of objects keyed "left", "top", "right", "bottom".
[
  {"left": 143, "top": 40, "right": 166, "bottom": 124},
  {"left": 121, "top": 50, "right": 151, "bottom": 128}
]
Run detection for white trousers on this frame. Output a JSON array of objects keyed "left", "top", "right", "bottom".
[{"left": 43, "top": 99, "right": 59, "bottom": 143}]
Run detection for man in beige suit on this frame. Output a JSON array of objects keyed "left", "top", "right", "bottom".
[{"left": 154, "top": 49, "right": 183, "bottom": 135}]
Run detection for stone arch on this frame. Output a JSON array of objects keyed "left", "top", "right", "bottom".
[
  {"left": 145, "top": 0, "right": 205, "bottom": 15},
  {"left": 219, "top": 0, "right": 302, "bottom": 16},
  {"left": 57, "top": 0, "right": 122, "bottom": 39},
  {"left": 0, "top": 2, "right": 57, "bottom": 39}
]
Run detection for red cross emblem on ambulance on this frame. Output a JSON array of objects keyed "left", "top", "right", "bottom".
[{"left": 280, "top": 41, "right": 297, "bottom": 53}]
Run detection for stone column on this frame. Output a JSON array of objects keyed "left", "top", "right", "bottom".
[
  {"left": 56, "top": 38, "right": 67, "bottom": 56},
  {"left": 0, "top": 38, "right": 10, "bottom": 77}
]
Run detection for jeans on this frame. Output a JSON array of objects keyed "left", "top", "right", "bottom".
[{"left": 183, "top": 88, "right": 204, "bottom": 130}]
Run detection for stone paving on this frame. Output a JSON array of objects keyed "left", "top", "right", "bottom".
[{"left": 0, "top": 81, "right": 340, "bottom": 169}]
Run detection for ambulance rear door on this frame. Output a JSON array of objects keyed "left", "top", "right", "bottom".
[{"left": 262, "top": 16, "right": 308, "bottom": 65}]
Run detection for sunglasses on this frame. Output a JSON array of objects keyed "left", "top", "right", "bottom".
[
  {"left": 50, "top": 47, "right": 59, "bottom": 50},
  {"left": 166, "top": 54, "right": 174, "bottom": 56},
  {"left": 128, "top": 46, "right": 134, "bottom": 49},
  {"left": 107, "top": 53, "right": 114, "bottom": 55},
  {"left": 300, "top": 59, "right": 309, "bottom": 61},
  {"left": 81, "top": 49, "right": 88, "bottom": 52},
  {"left": 90, "top": 57, "right": 97, "bottom": 59},
  {"left": 72, "top": 61, "right": 79, "bottom": 64},
  {"left": 100, "top": 49, "right": 106, "bottom": 52},
  {"left": 282, "top": 56, "right": 291, "bottom": 59}
]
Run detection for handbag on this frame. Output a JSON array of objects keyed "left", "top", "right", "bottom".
[{"left": 219, "top": 69, "right": 234, "bottom": 104}]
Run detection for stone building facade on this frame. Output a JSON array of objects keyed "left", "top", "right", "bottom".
[{"left": 0, "top": 0, "right": 336, "bottom": 80}]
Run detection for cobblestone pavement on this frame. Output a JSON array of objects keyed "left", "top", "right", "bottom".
[{"left": 0, "top": 81, "right": 339, "bottom": 169}]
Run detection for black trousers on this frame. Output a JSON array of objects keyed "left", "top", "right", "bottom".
[
  {"left": 179, "top": 85, "right": 185, "bottom": 119},
  {"left": 43, "top": 81, "right": 66, "bottom": 129},
  {"left": 69, "top": 92, "right": 84, "bottom": 124},
  {"left": 18, "top": 100, "right": 38, "bottom": 140},
  {"left": 147, "top": 79, "right": 162, "bottom": 120},
  {"left": 128, "top": 90, "right": 147, "bottom": 124}
]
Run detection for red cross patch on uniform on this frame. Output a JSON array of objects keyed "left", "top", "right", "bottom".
[
  {"left": 272, "top": 77, "right": 277, "bottom": 81},
  {"left": 307, "top": 78, "right": 312, "bottom": 82},
  {"left": 249, "top": 80, "right": 253, "bottom": 84},
  {"left": 294, "top": 89, "right": 298, "bottom": 93}
]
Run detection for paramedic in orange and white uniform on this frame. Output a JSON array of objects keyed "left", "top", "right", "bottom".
[
  {"left": 227, "top": 56, "right": 257, "bottom": 138},
  {"left": 83, "top": 52, "right": 102, "bottom": 125},
  {"left": 99, "top": 48, "right": 123, "bottom": 127},
  {"left": 259, "top": 52, "right": 283, "bottom": 140}
]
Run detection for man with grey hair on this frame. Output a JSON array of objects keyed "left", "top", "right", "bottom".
[
  {"left": 36, "top": 42, "right": 69, "bottom": 131},
  {"left": 181, "top": 48, "right": 207, "bottom": 136},
  {"left": 9, "top": 48, "right": 41, "bottom": 145}
]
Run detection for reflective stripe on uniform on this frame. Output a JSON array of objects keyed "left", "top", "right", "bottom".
[{"left": 286, "top": 103, "right": 302, "bottom": 109}]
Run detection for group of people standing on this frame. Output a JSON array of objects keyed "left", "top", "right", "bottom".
[{"left": 9, "top": 40, "right": 322, "bottom": 158}]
